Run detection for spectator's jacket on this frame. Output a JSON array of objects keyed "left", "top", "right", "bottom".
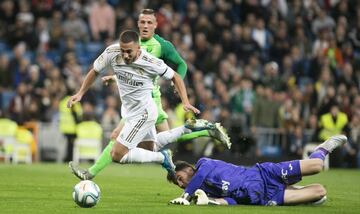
[
  {"left": 59, "top": 96, "right": 82, "bottom": 134},
  {"left": 319, "top": 112, "right": 348, "bottom": 141}
]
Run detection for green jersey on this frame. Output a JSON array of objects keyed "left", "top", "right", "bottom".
[{"left": 140, "top": 34, "right": 187, "bottom": 98}]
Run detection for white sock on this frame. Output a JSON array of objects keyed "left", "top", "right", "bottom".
[
  {"left": 119, "top": 148, "right": 164, "bottom": 164},
  {"left": 154, "top": 126, "right": 191, "bottom": 151}
]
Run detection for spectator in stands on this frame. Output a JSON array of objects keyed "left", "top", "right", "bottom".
[
  {"left": 288, "top": 124, "right": 306, "bottom": 159},
  {"left": 324, "top": 35, "right": 344, "bottom": 69},
  {"left": 344, "top": 114, "right": 359, "bottom": 168},
  {"left": 35, "top": 17, "right": 50, "bottom": 52},
  {"left": 59, "top": 91, "right": 82, "bottom": 162},
  {"left": 100, "top": 95, "right": 120, "bottom": 144},
  {"left": 17, "top": 0, "right": 34, "bottom": 26},
  {"left": 270, "top": 21, "right": 290, "bottom": 63},
  {"left": 0, "top": 54, "right": 11, "bottom": 91},
  {"left": 251, "top": 17, "right": 272, "bottom": 60},
  {"left": 0, "top": 0, "right": 16, "bottom": 40},
  {"left": 12, "top": 57, "right": 30, "bottom": 90},
  {"left": 7, "top": 15, "right": 38, "bottom": 50},
  {"left": 251, "top": 85, "right": 280, "bottom": 156},
  {"left": 230, "top": 77, "right": 255, "bottom": 134},
  {"left": 48, "top": 10, "right": 63, "bottom": 49},
  {"left": 62, "top": 8, "right": 88, "bottom": 42},
  {"left": 312, "top": 8, "right": 336, "bottom": 35},
  {"left": 260, "top": 61, "right": 283, "bottom": 91},
  {"left": 89, "top": 0, "right": 115, "bottom": 41},
  {"left": 8, "top": 82, "right": 33, "bottom": 124},
  {"left": 318, "top": 102, "right": 348, "bottom": 142},
  {"left": 237, "top": 26, "right": 260, "bottom": 63}
]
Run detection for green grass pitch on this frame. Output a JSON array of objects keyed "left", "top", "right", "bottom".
[{"left": 0, "top": 163, "right": 359, "bottom": 214}]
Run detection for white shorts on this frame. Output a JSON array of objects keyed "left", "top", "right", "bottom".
[{"left": 116, "top": 109, "right": 157, "bottom": 149}]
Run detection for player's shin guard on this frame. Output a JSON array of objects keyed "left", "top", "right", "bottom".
[
  {"left": 119, "top": 148, "right": 164, "bottom": 164},
  {"left": 309, "top": 148, "right": 328, "bottom": 161},
  {"left": 154, "top": 126, "right": 191, "bottom": 151},
  {"left": 88, "top": 140, "right": 115, "bottom": 176},
  {"left": 176, "top": 130, "right": 210, "bottom": 143}
]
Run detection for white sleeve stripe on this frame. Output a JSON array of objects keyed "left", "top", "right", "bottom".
[{"left": 160, "top": 67, "right": 168, "bottom": 77}]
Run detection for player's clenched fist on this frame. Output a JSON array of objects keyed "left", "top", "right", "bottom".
[{"left": 169, "top": 197, "right": 190, "bottom": 205}]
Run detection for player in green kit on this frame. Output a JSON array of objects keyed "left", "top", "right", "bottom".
[{"left": 69, "top": 9, "right": 230, "bottom": 180}]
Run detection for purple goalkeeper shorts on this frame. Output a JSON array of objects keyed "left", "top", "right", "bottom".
[{"left": 256, "top": 160, "right": 302, "bottom": 205}]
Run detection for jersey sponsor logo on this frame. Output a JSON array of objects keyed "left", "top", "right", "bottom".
[
  {"left": 115, "top": 71, "right": 144, "bottom": 87},
  {"left": 281, "top": 168, "right": 289, "bottom": 183},
  {"left": 142, "top": 55, "right": 162, "bottom": 66},
  {"left": 221, "top": 180, "right": 230, "bottom": 192}
]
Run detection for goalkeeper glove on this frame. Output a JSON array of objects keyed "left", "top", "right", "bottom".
[
  {"left": 194, "top": 189, "right": 220, "bottom": 205},
  {"left": 169, "top": 197, "right": 190, "bottom": 205},
  {"left": 169, "top": 192, "right": 191, "bottom": 205}
]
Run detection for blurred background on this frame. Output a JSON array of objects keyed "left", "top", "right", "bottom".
[{"left": 0, "top": 0, "right": 359, "bottom": 168}]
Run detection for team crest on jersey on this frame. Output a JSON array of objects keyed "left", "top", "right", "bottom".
[
  {"left": 142, "top": 55, "right": 162, "bottom": 66},
  {"left": 146, "top": 46, "right": 153, "bottom": 53},
  {"left": 134, "top": 67, "right": 144, "bottom": 75}
]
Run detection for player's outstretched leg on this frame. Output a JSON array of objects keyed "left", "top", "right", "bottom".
[
  {"left": 300, "top": 135, "right": 348, "bottom": 175},
  {"left": 69, "top": 162, "right": 94, "bottom": 180},
  {"left": 309, "top": 135, "right": 347, "bottom": 160},
  {"left": 315, "top": 134, "right": 347, "bottom": 153},
  {"left": 69, "top": 140, "right": 116, "bottom": 180}
]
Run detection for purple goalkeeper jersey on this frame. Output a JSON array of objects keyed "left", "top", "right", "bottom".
[
  {"left": 184, "top": 158, "right": 265, "bottom": 205},
  {"left": 184, "top": 158, "right": 302, "bottom": 205}
]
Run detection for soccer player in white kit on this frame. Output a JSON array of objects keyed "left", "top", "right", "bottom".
[{"left": 67, "top": 30, "right": 200, "bottom": 171}]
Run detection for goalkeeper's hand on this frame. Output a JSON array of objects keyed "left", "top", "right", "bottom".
[
  {"left": 169, "top": 197, "right": 190, "bottom": 205},
  {"left": 194, "top": 189, "right": 220, "bottom": 205}
]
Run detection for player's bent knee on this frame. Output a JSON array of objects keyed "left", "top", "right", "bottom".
[
  {"left": 110, "top": 149, "right": 124, "bottom": 162},
  {"left": 314, "top": 184, "right": 327, "bottom": 199}
]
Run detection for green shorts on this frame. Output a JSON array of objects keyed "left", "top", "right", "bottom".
[{"left": 153, "top": 95, "right": 168, "bottom": 125}]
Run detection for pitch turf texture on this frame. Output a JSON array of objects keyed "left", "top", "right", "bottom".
[{"left": 0, "top": 164, "right": 359, "bottom": 214}]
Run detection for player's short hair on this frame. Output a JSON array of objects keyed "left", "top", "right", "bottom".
[
  {"left": 166, "top": 160, "right": 195, "bottom": 184},
  {"left": 119, "top": 30, "right": 139, "bottom": 43},
  {"left": 140, "top": 8, "right": 155, "bottom": 15}
]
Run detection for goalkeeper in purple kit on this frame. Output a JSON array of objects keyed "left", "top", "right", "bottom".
[{"left": 168, "top": 135, "right": 347, "bottom": 206}]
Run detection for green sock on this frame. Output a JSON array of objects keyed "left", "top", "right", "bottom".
[
  {"left": 88, "top": 140, "right": 115, "bottom": 176},
  {"left": 176, "top": 130, "right": 210, "bottom": 143}
]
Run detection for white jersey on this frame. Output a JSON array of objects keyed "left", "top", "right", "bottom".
[{"left": 93, "top": 43, "right": 175, "bottom": 118}]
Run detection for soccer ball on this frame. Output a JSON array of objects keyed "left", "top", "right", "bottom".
[{"left": 72, "top": 180, "right": 101, "bottom": 208}]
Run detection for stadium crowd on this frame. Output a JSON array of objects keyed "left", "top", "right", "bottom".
[{"left": 0, "top": 0, "right": 359, "bottom": 168}]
